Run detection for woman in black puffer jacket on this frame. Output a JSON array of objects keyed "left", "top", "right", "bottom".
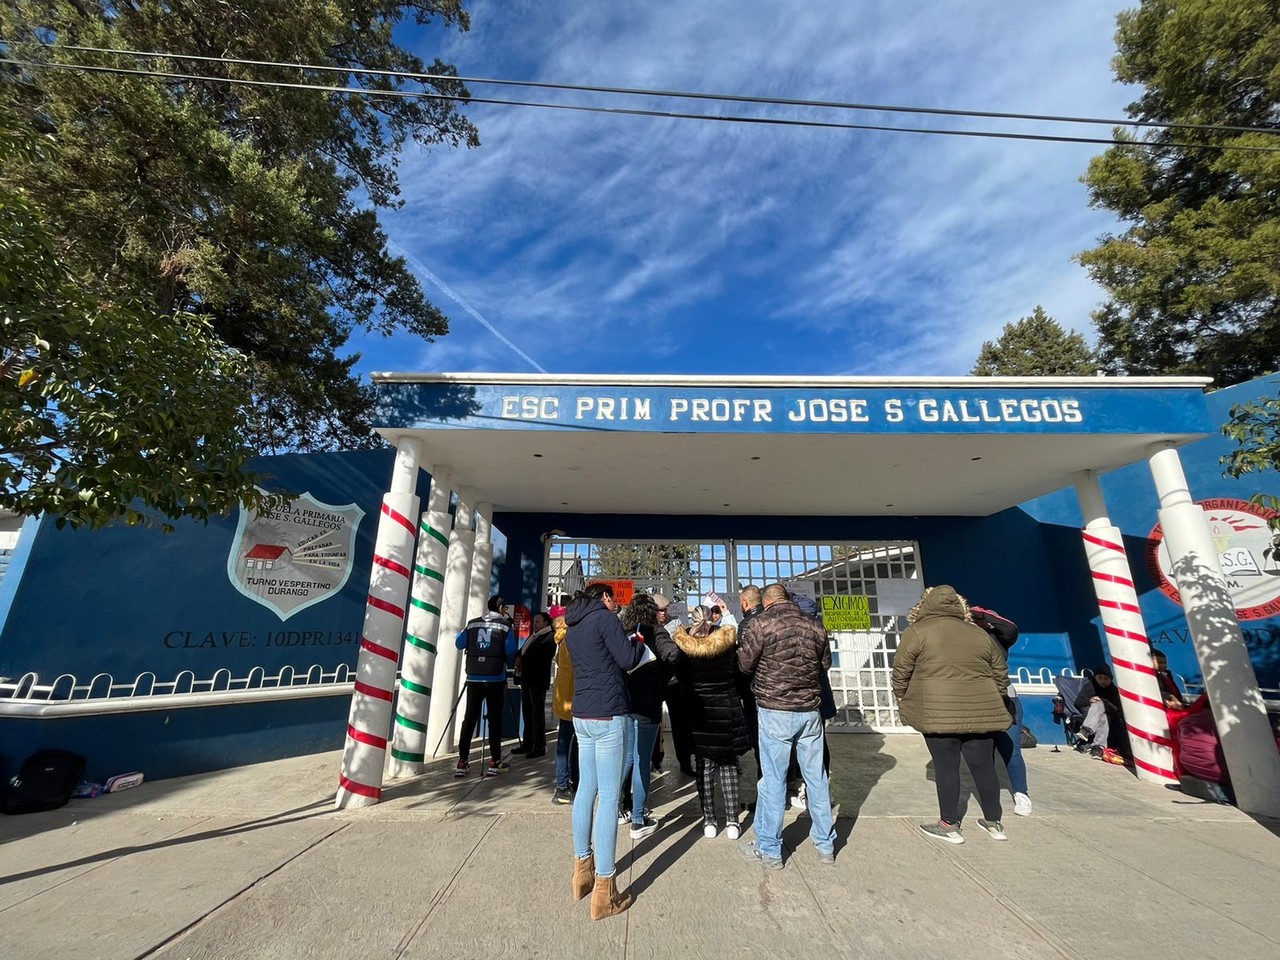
[
  {"left": 618, "top": 594, "right": 667, "bottom": 836},
  {"left": 664, "top": 605, "right": 750, "bottom": 839}
]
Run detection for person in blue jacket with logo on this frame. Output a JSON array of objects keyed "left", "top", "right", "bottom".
[{"left": 455, "top": 595, "right": 519, "bottom": 778}]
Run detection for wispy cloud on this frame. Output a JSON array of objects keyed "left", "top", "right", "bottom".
[{"left": 367, "top": 0, "right": 1133, "bottom": 377}]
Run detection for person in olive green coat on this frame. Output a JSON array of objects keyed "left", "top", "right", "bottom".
[{"left": 892, "top": 585, "right": 1013, "bottom": 844}]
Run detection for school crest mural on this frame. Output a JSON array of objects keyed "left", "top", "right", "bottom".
[
  {"left": 1147, "top": 498, "right": 1280, "bottom": 621},
  {"left": 227, "top": 491, "right": 365, "bottom": 619}
]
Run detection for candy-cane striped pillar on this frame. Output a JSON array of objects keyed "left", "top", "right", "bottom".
[
  {"left": 1074, "top": 470, "right": 1175, "bottom": 785},
  {"left": 386, "top": 467, "right": 453, "bottom": 778},
  {"left": 423, "top": 490, "right": 477, "bottom": 759},
  {"left": 1147, "top": 444, "right": 1280, "bottom": 817},
  {"left": 335, "top": 438, "right": 422, "bottom": 809},
  {"left": 454, "top": 502, "right": 495, "bottom": 744}
]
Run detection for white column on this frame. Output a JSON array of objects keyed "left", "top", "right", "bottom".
[
  {"left": 1147, "top": 443, "right": 1280, "bottom": 817},
  {"left": 335, "top": 437, "right": 421, "bottom": 809},
  {"left": 1073, "top": 470, "right": 1175, "bottom": 784},
  {"left": 386, "top": 467, "right": 453, "bottom": 778},
  {"left": 423, "top": 488, "right": 476, "bottom": 759},
  {"left": 454, "top": 503, "right": 495, "bottom": 743}
]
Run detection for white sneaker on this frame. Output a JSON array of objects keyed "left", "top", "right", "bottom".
[
  {"left": 1013, "top": 792, "right": 1032, "bottom": 817},
  {"left": 725, "top": 823, "right": 741, "bottom": 840},
  {"left": 703, "top": 822, "right": 718, "bottom": 839}
]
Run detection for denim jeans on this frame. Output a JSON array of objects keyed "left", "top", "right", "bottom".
[
  {"left": 755, "top": 707, "right": 835, "bottom": 860},
  {"left": 993, "top": 693, "right": 1028, "bottom": 795},
  {"left": 622, "top": 715, "right": 660, "bottom": 823},
  {"left": 572, "top": 716, "right": 631, "bottom": 876},
  {"left": 555, "top": 719, "right": 579, "bottom": 791}
]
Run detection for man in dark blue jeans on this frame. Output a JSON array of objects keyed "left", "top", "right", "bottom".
[
  {"left": 736, "top": 583, "right": 836, "bottom": 869},
  {"left": 455, "top": 595, "right": 518, "bottom": 778}
]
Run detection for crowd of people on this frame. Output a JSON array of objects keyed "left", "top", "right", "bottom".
[
  {"left": 452, "top": 580, "right": 1041, "bottom": 920},
  {"left": 448, "top": 577, "right": 1280, "bottom": 921}
]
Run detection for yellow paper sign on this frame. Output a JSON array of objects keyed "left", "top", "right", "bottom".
[{"left": 820, "top": 594, "right": 871, "bottom": 631}]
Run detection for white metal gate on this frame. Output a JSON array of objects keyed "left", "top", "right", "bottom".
[{"left": 544, "top": 537, "right": 922, "bottom": 733}]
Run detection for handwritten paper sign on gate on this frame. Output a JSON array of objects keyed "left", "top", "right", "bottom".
[{"left": 820, "top": 594, "right": 871, "bottom": 631}]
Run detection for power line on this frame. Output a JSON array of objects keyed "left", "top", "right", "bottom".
[
  {"left": 7, "top": 56, "right": 1280, "bottom": 153},
  {"left": 51, "top": 43, "right": 1280, "bottom": 139}
]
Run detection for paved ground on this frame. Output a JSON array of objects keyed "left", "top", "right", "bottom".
[{"left": 2, "top": 734, "right": 1277, "bottom": 960}]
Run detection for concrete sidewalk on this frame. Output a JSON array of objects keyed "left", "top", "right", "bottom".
[{"left": 2, "top": 735, "right": 1277, "bottom": 960}]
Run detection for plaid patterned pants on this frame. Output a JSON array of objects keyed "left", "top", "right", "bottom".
[{"left": 696, "top": 756, "right": 741, "bottom": 824}]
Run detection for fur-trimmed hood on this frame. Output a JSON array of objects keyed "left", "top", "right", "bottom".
[{"left": 673, "top": 623, "right": 737, "bottom": 658}]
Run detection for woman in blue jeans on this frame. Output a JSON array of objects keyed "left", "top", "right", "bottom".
[
  {"left": 564, "top": 584, "right": 645, "bottom": 920},
  {"left": 994, "top": 691, "right": 1032, "bottom": 815},
  {"left": 618, "top": 594, "right": 668, "bottom": 838},
  {"left": 972, "top": 605, "right": 1032, "bottom": 817}
]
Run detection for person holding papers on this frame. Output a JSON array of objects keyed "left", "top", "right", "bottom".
[{"left": 617, "top": 594, "right": 666, "bottom": 838}]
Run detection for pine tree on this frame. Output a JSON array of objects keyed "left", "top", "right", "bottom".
[
  {"left": 1077, "top": 0, "right": 1280, "bottom": 386},
  {"left": 971, "top": 307, "right": 1098, "bottom": 376}
]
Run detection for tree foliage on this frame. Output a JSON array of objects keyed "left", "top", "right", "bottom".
[
  {"left": 971, "top": 306, "right": 1097, "bottom": 376},
  {"left": 596, "top": 544, "right": 701, "bottom": 599},
  {"left": 0, "top": 1, "right": 478, "bottom": 452},
  {"left": 1078, "top": 0, "right": 1280, "bottom": 386},
  {"left": 0, "top": 120, "right": 280, "bottom": 530},
  {"left": 1222, "top": 380, "right": 1280, "bottom": 529}
]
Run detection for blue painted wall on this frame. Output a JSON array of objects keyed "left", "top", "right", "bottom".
[
  {"left": 1023, "top": 375, "right": 1280, "bottom": 690},
  {"left": 0, "top": 449, "right": 431, "bottom": 782},
  {"left": 491, "top": 509, "right": 1086, "bottom": 682}
]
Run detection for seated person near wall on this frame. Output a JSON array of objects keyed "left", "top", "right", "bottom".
[
  {"left": 1175, "top": 695, "right": 1280, "bottom": 804},
  {"left": 1174, "top": 694, "right": 1230, "bottom": 801},
  {"left": 1152, "top": 649, "right": 1185, "bottom": 710},
  {"left": 1074, "top": 666, "right": 1129, "bottom": 758}
]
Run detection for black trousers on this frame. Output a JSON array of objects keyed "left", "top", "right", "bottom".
[
  {"left": 664, "top": 687, "right": 696, "bottom": 771},
  {"left": 459, "top": 681, "right": 505, "bottom": 763},
  {"left": 924, "top": 733, "right": 1003, "bottom": 824},
  {"left": 520, "top": 681, "right": 549, "bottom": 752}
]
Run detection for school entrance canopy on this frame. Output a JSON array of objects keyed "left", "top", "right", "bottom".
[
  {"left": 332, "top": 372, "right": 1280, "bottom": 820},
  {"left": 366, "top": 373, "right": 1215, "bottom": 516}
]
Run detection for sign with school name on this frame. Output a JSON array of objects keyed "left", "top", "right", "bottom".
[
  {"left": 227, "top": 490, "right": 365, "bottom": 620},
  {"left": 374, "top": 381, "right": 1215, "bottom": 437},
  {"left": 820, "top": 594, "right": 872, "bottom": 631}
]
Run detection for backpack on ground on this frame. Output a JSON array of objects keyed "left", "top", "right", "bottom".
[{"left": 3, "top": 749, "right": 87, "bottom": 814}]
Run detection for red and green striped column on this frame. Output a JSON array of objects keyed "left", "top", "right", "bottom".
[
  {"left": 387, "top": 469, "right": 452, "bottom": 777},
  {"left": 424, "top": 489, "right": 477, "bottom": 758},
  {"left": 335, "top": 438, "right": 421, "bottom": 809}
]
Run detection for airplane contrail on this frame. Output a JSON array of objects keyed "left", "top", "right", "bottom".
[{"left": 391, "top": 243, "right": 549, "bottom": 374}]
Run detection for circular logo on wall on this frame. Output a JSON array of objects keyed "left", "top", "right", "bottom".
[{"left": 1146, "top": 498, "right": 1280, "bottom": 620}]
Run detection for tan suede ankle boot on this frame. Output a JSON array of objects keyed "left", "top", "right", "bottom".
[
  {"left": 571, "top": 855, "right": 595, "bottom": 901},
  {"left": 590, "top": 873, "right": 632, "bottom": 920}
]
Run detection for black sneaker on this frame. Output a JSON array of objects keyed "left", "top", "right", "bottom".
[
  {"left": 629, "top": 815, "right": 659, "bottom": 839},
  {"left": 552, "top": 787, "right": 575, "bottom": 805}
]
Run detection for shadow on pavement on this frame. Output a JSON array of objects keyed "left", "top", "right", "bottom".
[
  {"left": 621, "top": 815, "right": 707, "bottom": 900},
  {"left": 0, "top": 798, "right": 335, "bottom": 886}
]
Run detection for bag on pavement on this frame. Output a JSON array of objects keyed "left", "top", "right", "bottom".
[{"left": 4, "top": 749, "right": 86, "bottom": 814}]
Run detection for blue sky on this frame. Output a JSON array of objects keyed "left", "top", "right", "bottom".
[{"left": 354, "top": 0, "right": 1134, "bottom": 379}]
